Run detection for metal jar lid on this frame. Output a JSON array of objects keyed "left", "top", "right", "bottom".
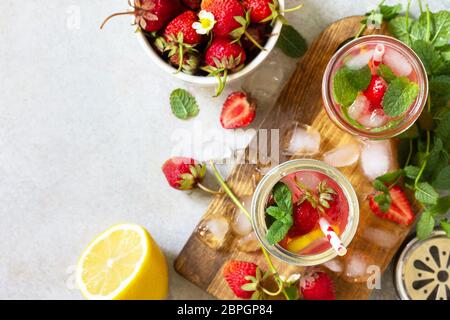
[{"left": 395, "top": 230, "right": 450, "bottom": 300}]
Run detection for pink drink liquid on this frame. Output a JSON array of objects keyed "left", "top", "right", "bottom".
[
  {"left": 331, "top": 42, "right": 418, "bottom": 129},
  {"left": 267, "top": 170, "right": 349, "bottom": 255}
]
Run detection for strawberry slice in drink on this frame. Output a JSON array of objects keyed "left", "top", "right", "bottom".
[{"left": 369, "top": 186, "right": 414, "bottom": 226}]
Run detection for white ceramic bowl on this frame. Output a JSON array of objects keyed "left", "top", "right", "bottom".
[{"left": 136, "top": 0, "right": 285, "bottom": 86}]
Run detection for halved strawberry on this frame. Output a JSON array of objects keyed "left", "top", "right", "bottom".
[
  {"left": 369, "top": 186, "right": 414, "bottom": 226},
  {"left": 220, "top": 92, "right": 256, "bottom": 129},
  {"left": 363, "top": 75, "right": 387, "bottom": 110}
]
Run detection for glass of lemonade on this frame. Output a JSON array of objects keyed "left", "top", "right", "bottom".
[
  {"left": 251, "top": 159, "right": 359, "bottom": 266},
  {"left": 322, "top": 35, "right": 428, "bottom": 139}
]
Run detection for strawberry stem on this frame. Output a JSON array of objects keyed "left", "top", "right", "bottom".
[
  {"left": 209, "top": 161, "right": 290, "bottom": 300},
  {"left": 196, "top": 182, "right": 223, "bottom": 195},
  {"left": 100, "top": 11, "right": 134, "bottom": 29},
  {"left": 279, "top": 3, "right": 303, "bottom": 13},
  {"left": 214, "top": 69, "right": 228, "bottom": 97},
  {"left": 244, "top": 31, "right": 266, "bottom": 51}
]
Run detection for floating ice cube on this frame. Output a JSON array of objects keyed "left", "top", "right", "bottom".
[
  {"left": 360, "top": 140, "right": 393, "bottom": 181},
  {"left": 346, "top": 50, "right": 375, "bottom": 70},
  {"left": 293, "top": 171, "right": 322, "bottom": 190},
  {"left": 323, "top": 143, "right": 360, "bottom": 168},
  {"left": 323, "top": 258, "right": 344, "bottom": 275},
  {"left": 358, "top": 109, "right": 388, "bottom": 128},
  {"left": 362, "top": 228, "right": 400, "bottom": 249},
  {"left": 197, "top": 215, "right": 230, "bottom": 249},
  {"left": 382, "top": 48, "right": 413, "bottom": 77},
  {"left": 231, "top": 196, "right": 253, "bottom": 237},
  {"left": 348, "top": 95, "right": 370, "bottom": 120},
  {"left": 283, "top": 123, "right": 321, "bottom": 156},
  {"left": 343, "top": 250, "right": 375, "bottom": 283},
  {"left": 237, "top": 232, "right": 261, "bottom": 253}
]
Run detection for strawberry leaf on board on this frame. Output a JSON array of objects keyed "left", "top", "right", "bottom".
[
  {"left": 381, "top": 77, "right": 419, "bottom": 117},
  {"left": 170, "top": 88, "right": 199, "bottom": 120},
  {"left": 332, "top": 65, "right": 372, "bottom": 107},
  {"left": 276, "top": 25, "right": 307, "bottom": 58}
]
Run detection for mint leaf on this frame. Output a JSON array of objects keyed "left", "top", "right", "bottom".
[
  {"left": 377, "top": 64, "right": 397, "bottom": 83},
  {"left": 276, "top": 25, "right": 307, "bottom": 58},
  {"left": 415, "top": 182, "right": 439, "bottom": 205},
  {"left": 380, "top": 4, "right": 402, "bottom": 21},
  {"left": 283, "top": 285, "right": 299, "bottom": 300},
  {"left": 430, "top": 11, "right": 450, "bottom": 47},
  {"left": 373, "top": 179, "right": 389, "bottom": 192},
  {"left": 389, "top": 16, "right": 411, "bottom": 45},
  {"left": 376, "top": 169, "right": 404, "bottom": 184},
  {"left": 417, "top": 210, "right": 435, "bottom": 240},
  {"left": 412, "top": 40, "right": 444, "bottom": 75},
  {"left": 433, "top": 166, "right": 450, "bottom": 190},
  {"left": 441, "top": 220, "right": 450, "bottom": 237},
  {"left": 397, "top": 124, "right": 419, "bottom": 139},
  {"left": 266, "top": 220, "right": 291, "bottom": 245},
  {"left": 266, "top": 206, "right": 286, "bottom": 219},
  {"left": 332, "top": 66, "right": 371, "bottom": 107},
  {"left": 374, "top": 193, "right": 391, "bottom": 213},
  {"left": 428, "top": 195, "right": 450, "bottom": 216},
  {"left": 273, "top": 182, "right": 293, "bottom": 214},
  {"left": 404, "top": 166, "right": 420, "bottom": 179},
  {"left": 423, "top": 138, "right": 448, "bottom": 182},
  {"left": 382, "top": 77, "right": 419, "bottom": 117},
  {"left": 436, "top": 110, "right": 450, "bottom": 151},
  {"left": 170, "top": 89, "right": 199, "bottom": 120}
]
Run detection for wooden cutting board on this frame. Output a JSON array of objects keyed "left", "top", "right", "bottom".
[{"left": 175, "top": 16, "right": 420, "bottom": 300}]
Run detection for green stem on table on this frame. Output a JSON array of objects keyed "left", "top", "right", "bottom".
[
  {"left": 280, "top": 3, "right": 304, "bottom": 14},
  {"left": 405, "top": 0, "right": 411, "bottom": 43},
  {"left": 209, "top": 161, "right": 290, "bottom": 300},
  {"left": 355, "top": 24, "right": 366, "bottom": 39},
  {"left": 414, "top": 130, "right": 431, "bottom": 187}
]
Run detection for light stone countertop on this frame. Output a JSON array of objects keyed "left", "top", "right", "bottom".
[{"left": 0, "top": 0, "right": 448, "bottom": 300}]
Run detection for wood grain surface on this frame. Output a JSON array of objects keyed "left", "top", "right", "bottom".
[{"left": 175, "top": 16, "right": 420, "bottom": 300}]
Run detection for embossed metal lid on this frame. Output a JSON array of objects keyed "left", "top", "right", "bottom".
[{"left": 395, "top": 231, "right": 450, "bottom": 300}]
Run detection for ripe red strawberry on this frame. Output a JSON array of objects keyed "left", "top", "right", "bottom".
[
  {"left": 161, "top": 157, "right": 206, "bottom": 190},
  {"left": 323, "top": 193, "right": 341, "bottom": 222},
  {"left": 242, "top": 0, "right": 273, "bottom": 23},
  {"left": 363, "top": 75, "right": 387, "bottom": 110},
  {"left": 201, "top": 0, "right": 245, "bottom": 37},
  {"left": 203, "top": 38, "right": 247, "bottom": 96},
  {"left": 223, "top": 260, "right": 258, "bottom": 299},
  {"left": 369, "top": 186, "right": 414, "bottom": 226},
  {"left": 300, "top": 271, "right": 336, "bottom": 300},
  {"left": 291, "top": 201, "right": 319, "bottom": 236},
  {"left": 101, "top": 0, "right": 182, "bottom": 32},
  {"left": 164, "top": 11, "right": 203, "bottom": 45},
  {"left": 182, "top": 0, "right": 201, "bottom": 10},
  {"left": 241, "top": 24, "right": 266, "bottom": 53},
  {"left": 220, "top": 92, "right": 256, "bottom": 129}
]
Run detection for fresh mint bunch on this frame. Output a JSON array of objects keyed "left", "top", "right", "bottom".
[
  {"left": 367, "top": 1, "right": 450, "bottom": 239},
  {"left": 265, "top": 182, "right": 293, "bottom": 245}
]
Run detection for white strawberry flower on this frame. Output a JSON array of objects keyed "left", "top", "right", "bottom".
[{"left": 192, "top": 10, "right": 216, "bottom": 35}]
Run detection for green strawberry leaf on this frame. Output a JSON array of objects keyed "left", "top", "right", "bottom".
[
  {"left": 373, "top": 179, "right": 389, "bottom": 192},
  {"left": 376, "top": 169, "right": 404, "bottom": 184},
  {"left": 332, "top": 65, "right": 372, "bottom": 107},
  {"left": 276, "top": 25, "right": 307, "bottom": 58},
  {"left": 415, "top": 182, "right": 439, "bottom": 205},
  {"left": 382, "top": 77, "right": 419, "bottom": 117},
  {"left": 170, "top": 88, "right": 199, "bottom": 120},
  {"left": 417, "top": 210, "right": 435, "bottom": 240}
]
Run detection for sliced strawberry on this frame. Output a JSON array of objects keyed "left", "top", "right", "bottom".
[
  {"left": 369, "top": 187, "right": 414, "bottom": 226},
  {"left": 291, "top": 201, "right": 319, "bottom": 236},
  {"left": 220, "top": 92, "right": 256, "bottom": 129},
  {"left": 363, "top": 75, "right": 387, "bottom": 110}
]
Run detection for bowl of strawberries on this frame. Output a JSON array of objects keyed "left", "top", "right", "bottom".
[{"left": 101, "top": 0, "right": 291, "bottom": 96}]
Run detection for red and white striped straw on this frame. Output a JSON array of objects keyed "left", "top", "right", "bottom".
[
  {"left": 319, "top": 217, "right": 347, "bottom": 256},
  {"left": 372, "top": 44, "right": 385, "bottom": 67}
]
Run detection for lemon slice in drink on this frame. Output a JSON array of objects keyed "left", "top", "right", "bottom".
[{"left": 76, "top": 224, "right": 168, "bottom": 300}]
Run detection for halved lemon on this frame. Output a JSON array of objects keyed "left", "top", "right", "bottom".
[{"left": 76, "top": 224, "right": 168, "bottom": 300}]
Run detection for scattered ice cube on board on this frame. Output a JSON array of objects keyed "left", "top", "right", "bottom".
[
  {"left": 346, "top": 50, "right": 375, "bottom": 70},
  {"left": 348, "top": 95, "right": 370, "bottom": 120},
  {"left": 283, "top": 123, "right": 321, "bottom": 156},
  {"left": 358, "top": 109, "right": 388, "bottom": 128},
  {"left": 360, "top": 140, "right": 393, "bottom": 181},
  {"left": 231, "top": 196, "right": 253, "bottom": 237},
  {"left": 322, "top": 258, "right": 344, "bottom": 275},
  {"left": 382, "top": 48, "right": 413, "bottom": 77},
  {"left": 343, "top": 250, "right": 375, "bottom": 283},
  {"left": 323, "top": 143, "right": 360, "bottom": 167},
  {"left": 197, "top": 215, "right": 229, "bottom": 249},
  {"left": 362, "top": 228, "right": 400, "bottom": 249},
  {"left": 237, "top": 232, "right": 261, "bottom": 253}
]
